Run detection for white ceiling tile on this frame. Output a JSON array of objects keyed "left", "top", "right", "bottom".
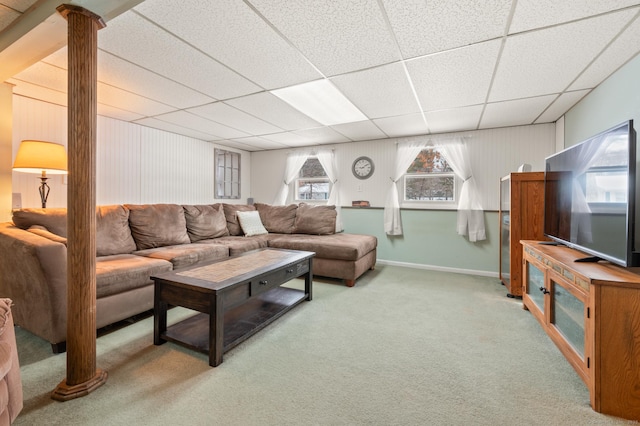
[
  {"left": 36, "top": 45, "right": 66, "bottom": 67},
  {"left": 12, "top": 61, "right": 67, "bottom": 92},
  {"left": 215, "top": 140, "right": 262, "bottom": 152},
  {"left": 224, "top": 92, "right": 321, "bottom": 131},
  {"left": 97, "top": 103, "right": 145, "bottom": 122},
  {"left": 569, "top": 17, "right": 640, "bottom": 90},
  {"left": 291, "top": 127, "right": 351, "bottom": 145},
  {"left": 187, "top": 102, "right": 284, "bottom": 135},
  {"left": 331, "top": 120, "right": 388, "bottom": 141},
  {"left": 536, "top": 90, "right": 590, "bottom": 123},
  {"left": 134, "top": 0, "right": 322, "bottom": 89},
  {"left": 373, "top": 113, "right": 428, "bottom": 137},
  {"left": 511, "top": 0, "right": 640, "bottom": 33},
  {"left": 480, "top": 95, "right": 557, "bottom": 129},
  {"left": 135, "top": 117, "right": 221, "bottom": 141},
  {"left": 331, "top": 62, "right": 419, "bottom": 119},
  {"left": 96, "top": 50, "right": 216, "bottom": 109},
  {"left": 407, "top": 40, "right": 501, "bottom": 111},
  {"left": 8, "top": 78, "right": 67, "bottom": 106},
  {"left": 97, "top": 83, "right": 175, "bottom": 117},
  {"left": 491, "top": 9, "right": 637, "bottom": 102},
  {"left": 382, "top": 0, "right": 512, "bottom": 58},
  {"left": 249, "top": 0, "right": 399, "bottom": 76},
  {"left": 152, "top": 111, "right": 250, "bottom": 140},
  {"left": 229, "top": 136, "right": 290, "bottom": 150},
  {"left": 425, "top": 105, "right": 484, "bottom": 134},
  {"left": 261, "top": 132, "right": 309, "bottom": 145},
  {"left": 98, "top": 11, "right": 261, "bottom": 100}
]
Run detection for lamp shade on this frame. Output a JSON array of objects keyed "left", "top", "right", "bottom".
[{"left": 13, "top": 140, "right": 68, "bottom": 175}]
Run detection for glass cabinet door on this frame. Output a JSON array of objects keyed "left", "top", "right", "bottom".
[
  {"left": 550, "top": 278, "right": 586, "bottom": 358},
  {"left": 525, "top": 261, "right": 545, "bottom": 314},
  {"left": 499, "top": 177, "right": 511, "bottom": 285}
]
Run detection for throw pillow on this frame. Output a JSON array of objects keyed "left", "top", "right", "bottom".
[
  {"left": 183, "top": 204, "right": 229, "bottom": 242},
  {"left": 254, "top": 203, "right": 298, "bottom": 234},
  {"left": 294, "top": 203, "right": 337, "bottom": 235},
  {"left": 222, "top": 204, "right": 256, "bottom": 236},
  {"left": 126, "top": 204, "right": 191, "bottom": 250},
  {"left": 236, "top": 210, "right": 268, "bottom": 237}
]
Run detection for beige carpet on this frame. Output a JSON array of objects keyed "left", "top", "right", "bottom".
[{"left": 13, "top": 265, "right": 633, "bottom": 425}]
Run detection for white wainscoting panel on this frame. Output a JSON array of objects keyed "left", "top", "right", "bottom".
[
  {"left": 97, "top": 115, "right": 142, "bottom": 205},
  {"left": 250, "top": 123, "right": 556, "bottom": 211},
  {"left": 12, "top": 96, "right": 248, "bottom": 208}
]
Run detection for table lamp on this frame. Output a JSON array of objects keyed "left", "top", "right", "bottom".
[{"left": 13, "top": 140, "right": 68, "bottom": 208}]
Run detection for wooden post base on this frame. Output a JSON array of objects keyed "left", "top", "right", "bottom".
[{"left": 51, "top": 369, "right": 108, "bottom": 402}]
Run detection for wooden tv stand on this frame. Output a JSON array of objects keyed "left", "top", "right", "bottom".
[{"left": 521, "top": 241, "right": 640, "bottom": 420}]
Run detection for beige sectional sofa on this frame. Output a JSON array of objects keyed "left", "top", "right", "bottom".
[{"left": 0, "top": 202, "right": 376, "bottom": 353}]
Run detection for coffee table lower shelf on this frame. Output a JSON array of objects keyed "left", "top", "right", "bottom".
[{"left": 162, "top": 286, "right": 306, "bottom": 356}]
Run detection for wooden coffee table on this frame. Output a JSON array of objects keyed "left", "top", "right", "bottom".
[{"left": 151, "top": 248, "right": 314, "bottom": 366}]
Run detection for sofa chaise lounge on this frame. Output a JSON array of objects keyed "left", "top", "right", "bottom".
[{"left": 0, "top": 202, "right": 376, "bottom": 353}]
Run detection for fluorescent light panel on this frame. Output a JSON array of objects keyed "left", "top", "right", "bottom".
[{"left": 271, "top": 79, "right": 367, "bottom": 126}]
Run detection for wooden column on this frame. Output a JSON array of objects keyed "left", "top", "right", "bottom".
[{"left": 52, "top": 4, "right": 107, "bottom": 402}]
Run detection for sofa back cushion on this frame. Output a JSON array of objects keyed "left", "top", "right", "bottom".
[
  {"left": 183, "top": 204, "right": 229, "bottom": 242},
  {"left": 254, "top": 203, "right": 298, "bottom": 234},
  {"left": 96, "top": 205, "right": 137, "bottom": 255},
  {"left": 126, "top": 204, "right": 190, "bottom": 249},
  {"left": 12, "top": 208, "right": 68, "bottom": 237},
  {"left": 222, "top": 204, "right": 256, "bottom": 236},
  {"left": 294, "top": 203, "right": 337, "bottom": 235},
  {"left": 14, "top": 207, "right": 136, "bottom": 255}
]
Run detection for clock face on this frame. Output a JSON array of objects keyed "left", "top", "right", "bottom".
[{"left": 352, "top": 156, "right": 374, "bottom": 179}]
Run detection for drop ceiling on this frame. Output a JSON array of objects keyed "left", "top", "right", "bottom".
[{"left": 2, "top": 0, "right": 640, "bottom": 151}]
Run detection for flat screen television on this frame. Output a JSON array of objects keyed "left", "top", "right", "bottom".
[{"left": 544, "top": 120, "right": 638, "bottom": 267}]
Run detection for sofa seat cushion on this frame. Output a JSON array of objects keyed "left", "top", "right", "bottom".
[
  {"left": 96, "top": 254, "right": 172, "bottom": 298},
  {"left": 134, "top": 243, "right": 229, "bottom": 269},
  {"left": 198, "top": 235, "right": 270, "bottom": 256},
  {"left": 268, "top": 233, "right": 377, "bottom": 261}
]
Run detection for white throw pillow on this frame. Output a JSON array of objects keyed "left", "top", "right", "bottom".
[{"left": 236, "top": 210, "right": 268, "bottom": 236}]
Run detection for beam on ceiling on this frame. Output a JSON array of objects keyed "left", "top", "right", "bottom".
[{"left": 0, "top": 0, "right": 143, "bottom": 82}]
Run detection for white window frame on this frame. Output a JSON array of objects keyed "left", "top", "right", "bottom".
[
  {"left": 294, "top": 156, "right": 331, "bottom": 202},
  {"left": 401, "top": 148, "right": 459, "bottom": 210}
]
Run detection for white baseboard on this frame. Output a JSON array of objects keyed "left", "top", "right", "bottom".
[{"left": 376, "top": 259, "right": 499, "bottom": 279}]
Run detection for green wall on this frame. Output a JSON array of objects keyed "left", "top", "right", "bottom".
[
  {"left": 342, "top": 207, "right": 499, "bottom": 276},
  {"left": 565, "top": 53, "right": 640, "bottom": 147}
]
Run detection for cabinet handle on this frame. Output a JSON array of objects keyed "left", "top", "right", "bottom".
[
  {"left": 539, "top": 286, "right": 550, "bottom": 295},
  {"left": 259, "top": 280, "right": 268, "bottom": 286},
  {"left": 286, "top": 269, "right": 294, "bottom": 274}
]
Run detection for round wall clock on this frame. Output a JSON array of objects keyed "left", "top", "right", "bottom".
[{"left": 352, "top": 156, "right": 374, "bottom": 180}]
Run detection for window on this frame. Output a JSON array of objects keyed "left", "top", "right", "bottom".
[
  {"left": 215, "top": 148, "right": 240, "bottom": 199},
  {"left": 295, "top": 157, "right": 330, "bottom": 201},
  {"left": 404, "top": 148, "right": 456, "bottom": 203}
]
